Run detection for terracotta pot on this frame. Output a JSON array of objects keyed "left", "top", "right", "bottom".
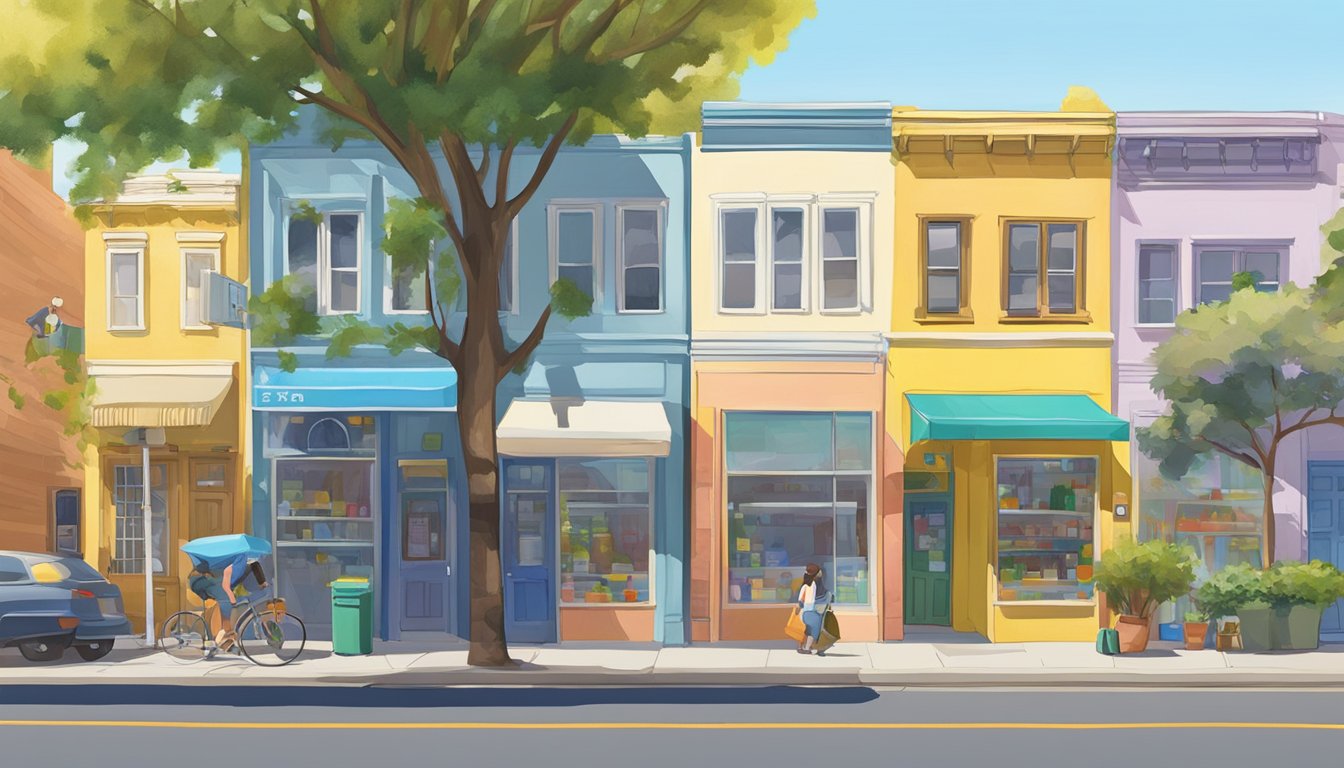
[
  {"left": 1115, "top": 615, "right": 1151, "bottom": 653},
  {"left": 1182, "top": 621, "right": 1209, "bottom": 651}
]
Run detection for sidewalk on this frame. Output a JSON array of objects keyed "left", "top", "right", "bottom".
[{"left": 4, "top": 631, "right": 1344, "bottom": 688}]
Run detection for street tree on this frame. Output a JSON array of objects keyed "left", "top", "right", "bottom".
[
  {"left": 1137, "top": 281, "right": 1344, "bottom": 565},
  {"left": 0, "top": 0, "right": 815, "bottom": 665}
]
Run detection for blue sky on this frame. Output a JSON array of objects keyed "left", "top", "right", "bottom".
[{"left": 53, "top": 0, "right": 1344, "bottom": 198}]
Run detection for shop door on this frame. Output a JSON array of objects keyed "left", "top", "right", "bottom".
[
  {"left": 905, "top": 497, "right": 951, "bottom": 626},
  {"left": 502, "top": 460, "right": 556, "bottom": 643},
  {"left": 1307, "top": 462, "right": 1344, "bottom": 640},
  {"left": 107, "top": 462, "right": 179, "bottom": 634},
  {"left": 398, "top": 460, "right": 453, "bottom": 633}
]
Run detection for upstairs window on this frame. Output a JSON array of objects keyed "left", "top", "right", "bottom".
[
  {"left": 1004, "top": 220, "right": 1084, "bottom": 317},
  {"left": 1195, "top": 245, "right": 1283, "bottom": 305},
  {"left": 921, "top": 219, "right": 970, "bottom": 317},
  {"left": 107, "top": 245, "right": 145, "bottom": 331},
  {"left": 287, "top": 211, "right": 362, "bottom": 316},
  {"left": 1137, "top": 242, "right": 1178, "bottom": 325},
  {"left": 821, "top": 208, "right": 861, "bottom": 311},
  {"left": 720, "top": 208, "right": 759, "bottom": 311},
  {"left": 549, "top": 204, "right": 601, "bottom": 303},
  {"left": 771, "top": 208, "right": 806, "bottom": 311},
  {"left": 181, "top": 248, "right": 219, "bottom": 329},
  {"left": 618, "top": 206, "right": 663, "bottom": 313}
]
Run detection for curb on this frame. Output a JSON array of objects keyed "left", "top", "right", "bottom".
[{"left": 7, "top": 667, "right": 1344, "bottom": 689}]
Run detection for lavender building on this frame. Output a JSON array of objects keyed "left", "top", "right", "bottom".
[{"left": 1113, "top": 112, "right": 1344, "bottom": 639}]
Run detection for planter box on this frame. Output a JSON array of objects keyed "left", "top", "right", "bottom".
[
  {"left": 1236, "top": 605, "right": 1322, "bottom": 651},
  {"left": 1115, "top": 615, "right": 1151, "bottom": 653}
]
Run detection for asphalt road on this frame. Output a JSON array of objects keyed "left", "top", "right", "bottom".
[{"left": 0, "top": 685, "right": 1341, "bottom": 768}]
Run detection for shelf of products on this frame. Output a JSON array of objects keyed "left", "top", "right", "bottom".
[
  {"left": 727, "top": 503, "right": 869, "bottom": 605},
  {"left": 557, "top": 459, "right": 653, "bottom": 605},
  {"left": 996, "top": 457, "right": 1097, "bottom": 603}
]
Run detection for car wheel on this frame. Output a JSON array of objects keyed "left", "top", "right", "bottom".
[
  {"left": 18, "top": 641, "right": 66, "bottom": 662},
  {"left": 75, "top": 641, "right": 114, "bottom": 661}
]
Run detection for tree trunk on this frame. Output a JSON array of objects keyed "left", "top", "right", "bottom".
[
  {"left": 1261, "top": 459, "right": 1276, "bottom": 567},
  {"left": 457, "top": 320, "right": 513, "bottom": 667}
]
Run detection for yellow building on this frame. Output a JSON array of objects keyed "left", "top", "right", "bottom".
[
  {"left": 82, "top": 170, "right": 248, "bottom": 634},
  {"left": 887, "top": 110, "right": 1129, "bottom": 642}
]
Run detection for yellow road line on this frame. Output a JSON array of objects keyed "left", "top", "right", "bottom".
[{"left": 0, "top": 721, "right": 1342, "bottom": 731}]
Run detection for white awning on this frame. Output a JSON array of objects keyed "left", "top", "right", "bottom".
[
  {"left": 496, "top": 400, "right": 671, "bottom": 458},
  {"left": 89, "top": 361, "right": 234, "bottom": 428}
]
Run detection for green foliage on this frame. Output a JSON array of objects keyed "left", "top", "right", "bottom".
[
  {"left": 434, "top": 248, "right": 463, "bottom": 310},
  {"left": 7, "top": 386, "right": 25, "bottom": 410},
  {"left": 1, "top": 0, "right": 814, "bottom": 202},
  {"left": 1262, "top": 560, "right": 1344, "bottom": 609},
  {"left": 386, "top": 322, "right": 440, "bottom": 357},
  {"left": 1093, "top": 539, "right": 1198, "bottom": 618},
  {"left": 1137, "top": 285, "right": 1344, "bottom": 484},
  {"left": 383, "top": 197, "right": 446, "bottom": 278},
  {"left": 324, "top": 316, "right": 386, "bottom": 359},
  {"left": 1231, "top": 270, "right": 1264, "bottom": 293},
  {"left": 549, "top": 278, "right": 593, "bottom": 320},
  {"left": 1183, "top": 610, "right": 1207, "bottom": 623},
  {"left": 291, "top": 200, "right": 324, "bottom": 225},
  {"left": 166, "top": 176, "right": 189, "bottom": 194},
  {"left": 1196, "top": 563, "right": 1268, "bottom": 619},
  {"left": 276, "top": 350, "right": 300, "bottom": 374},
  {"left": 248, "top": 275, "right": 321, "bottom": 347}
]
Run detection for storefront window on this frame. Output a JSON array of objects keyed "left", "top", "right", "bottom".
[
  {"left": 111, "top": 464, "right": 169, "bottom": 575},
  {"left": 725, "top": 412, "right": 873, "bottom": 606},
  {"left": 996, "top": 457, "right": 1097, "bottom": 602},
  {"left": 559, "top": 459, "right": 652, "bottom": 605},
  {"left": 273, "top": 458, "right": 376, "bottom": 632},
  {"left": 264, "top": 413, "right": 377, "bottom": 457},
  {"left": 1135, "top": 448, "right": 1263, "bottom": 624}
]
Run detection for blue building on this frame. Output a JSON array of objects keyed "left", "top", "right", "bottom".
[{"left": 249, "top": 113, "right": 690, "bottom": 644}]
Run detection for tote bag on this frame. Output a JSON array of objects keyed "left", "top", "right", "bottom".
[{"left": 784, "top": 606, "right": 808, "bottom": 643}]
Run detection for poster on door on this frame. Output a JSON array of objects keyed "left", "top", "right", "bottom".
[{"left": 407, "top": 502, "right": 437, "bottom": 559}]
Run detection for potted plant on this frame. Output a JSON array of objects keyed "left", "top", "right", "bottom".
[
  {"left": 584, "top": 582, "right": 612, "bottom": 603},
  {"left": 1250, "top": 560, "right": 1344, "bottom": 651},
  {"left": 1182, "top": 608, "right": 1210, "bottom": 651},
  {"left": 1093, "top": 539, "right": 1197, "bottom": 653},
  {"left": 1195, "top": 562, "right": 1262, "bottom": 650}
]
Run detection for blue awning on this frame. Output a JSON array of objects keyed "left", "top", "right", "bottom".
[{"left": 253, "top": 366, "right": 457, "bottom": 411}]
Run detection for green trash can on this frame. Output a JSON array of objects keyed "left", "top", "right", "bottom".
[{"left": 331, "top": 577, "right": 373, "bottom": 656}]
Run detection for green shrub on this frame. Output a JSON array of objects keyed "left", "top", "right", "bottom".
[
  {"left": 1094, "top": 539, "right": 1198, "bottom": 618},
  {"left": 1262, "top": 560, "right": 1344, "bottom": 609},
  {"left": 1195, "top": 563, "right": 1266, "bottom": 619}
]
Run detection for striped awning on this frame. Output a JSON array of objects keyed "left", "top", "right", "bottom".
[{"left": 89, "top": 362, "right": 234, "bottom": 428}]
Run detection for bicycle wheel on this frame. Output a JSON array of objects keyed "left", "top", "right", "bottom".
[
  {"left": 160, "top": 611, "right": 209, "bottom": 663},
  {"left": 237, "top": 609, "right": 306, "bottom": 666}
]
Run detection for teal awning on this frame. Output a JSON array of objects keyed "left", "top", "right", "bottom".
[
  {"left": 253, "top": 365, "right": 457, "bottom": 411},
  {"left": 907, "top": 394, "right": 1129, "bottom": 444}
]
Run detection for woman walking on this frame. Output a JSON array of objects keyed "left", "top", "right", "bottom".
[{"left": 796, "top": 563, "right": 830, "bottom": 655}]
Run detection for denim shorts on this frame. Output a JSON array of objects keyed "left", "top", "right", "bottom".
[{"left": 189, "top": 574, "right": 233, "bottom": 619}]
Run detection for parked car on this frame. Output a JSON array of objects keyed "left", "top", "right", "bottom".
[{"left": 0, "top": 551, "right": 131, "bottom": 662}]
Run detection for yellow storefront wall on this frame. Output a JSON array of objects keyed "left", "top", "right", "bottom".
[
  {"left": 80, "top": 178, "right": 249, "bottom": 633},
  {"left": 887, "top": 110, "right": 1128, "bottom": 642}
]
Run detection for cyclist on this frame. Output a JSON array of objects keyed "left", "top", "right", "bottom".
[{"left": 187, "top": 553, "right": 269, "bottom": 652}]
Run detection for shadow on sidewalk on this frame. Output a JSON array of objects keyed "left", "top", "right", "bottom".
[{"left": 0, "top": 684, "right": 880, "bottom": 709}]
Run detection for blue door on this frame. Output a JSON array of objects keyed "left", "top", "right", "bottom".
[
  {"left": 1308, "top": 462, "right": 1344, "bottom": 641},
  {"left": 502, "top": 460, "right": 556, "bottom": 643},
  {"left": 397, "top": 460, "right": 454, "bottom": 634}
]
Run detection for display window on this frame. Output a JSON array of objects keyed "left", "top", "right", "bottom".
[
  {"left": 995, "top": 456, "right": 1098, "bottom": 603},
  {"left": 559, "top": 458, "right": 652, "bottom": 605},
  {"left": 1134, "top": 448, "right": 1263, "bottom": 624},
  {"left": 264, "top": 413, "right": 377, "bottom": 457},
  {"left": 724, "top": 412, "right": 873, "bottom": 606},
  {"left": 273, "top": 458, "right": 377, "bottom": 629}
]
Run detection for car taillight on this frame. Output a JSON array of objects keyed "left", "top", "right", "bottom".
[
  {"left": 71, "top": 589, "right": 96, "bottom": 599},
  {"left": 58, "top": 617, "right": 79, "bottom": 628}
]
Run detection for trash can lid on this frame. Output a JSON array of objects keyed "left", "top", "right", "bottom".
[{"left": 330, "top": 577, "right": 372, "bottom": 596}]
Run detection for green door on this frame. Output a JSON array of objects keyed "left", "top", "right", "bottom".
[{"left": 905, "top": 497, "right": 951, "bottom": 625}]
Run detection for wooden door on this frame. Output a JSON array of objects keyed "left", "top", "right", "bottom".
[{"left": 105, "top": 460, "right": 178, "bottom": 634}]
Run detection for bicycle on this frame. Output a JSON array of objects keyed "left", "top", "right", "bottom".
[{"left": 159, "top": 584, "right": 306, "bottom": 667}]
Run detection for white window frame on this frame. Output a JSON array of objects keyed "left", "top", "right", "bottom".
[
  {"left": 180, "top": 247, "right": 221, "bottom": 330},
  {"left": 1135, "top": 240, "right": 1180, "bottom": 328},
  {"left": 104, "top": 232, "right": 147, "bottom": 332},
  {"left": 615, "top": 200, "right": 667, "bottom": 314},
  {"left": 768, "top": 197, "right": 813, "bottom": 314},
  {"left": 816, "top": 195, "right": 874, "bottom": 315},
  {"left": 713, "top": 194, "right": 768, "bottom": 315},
  {"left": 547, "top": 201, "right": 603, "bottom": 306},
  {"left": 500, "top": 216, "right": 520, "bottom": 316},
  {"left": 322, "top": 212, "right": 363, "bottom": 316}
]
